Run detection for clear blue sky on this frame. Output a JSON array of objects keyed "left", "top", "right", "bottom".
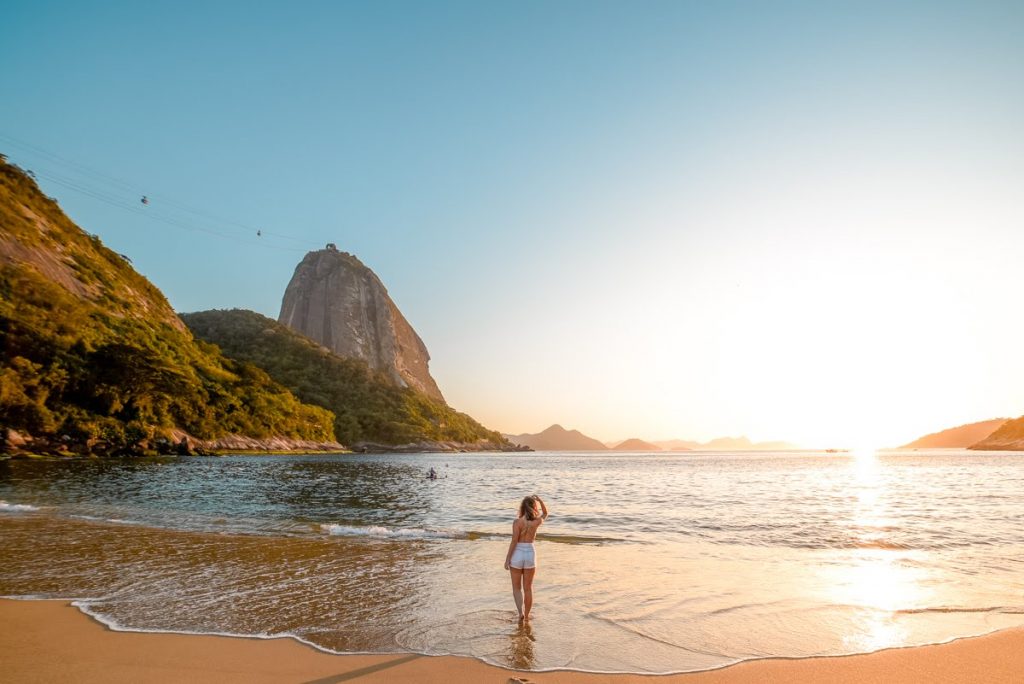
[{"left": 3, "top": 1, "right": 1023, "bottom": 445}]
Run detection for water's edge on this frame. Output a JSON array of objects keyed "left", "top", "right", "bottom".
[{"left": 3, "top": 594, "right": 1021, "bottom": 677}]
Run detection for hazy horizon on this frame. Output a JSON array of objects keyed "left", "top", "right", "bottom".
[{"left": 4, "top": 1, "right": 1023, "bottom": 448}]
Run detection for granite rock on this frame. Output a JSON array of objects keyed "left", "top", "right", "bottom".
[{"left": 279, "top": 246, "right": 445, "bottom": 402}]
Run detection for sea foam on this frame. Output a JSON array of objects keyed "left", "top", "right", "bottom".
[
  {"left": 0, "top": 500, "right": 39, "bottom": 512},
  {"left": 319, "top": 523, "right": 461, "bottom": 540}
]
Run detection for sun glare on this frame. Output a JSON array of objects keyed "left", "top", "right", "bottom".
[{"left": 851, "top": 445, "right": 879, "bottom": 466}]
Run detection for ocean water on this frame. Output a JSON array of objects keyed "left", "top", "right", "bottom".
[{"left": 2, "top": 450, "right": 1024, "bottom": 673}]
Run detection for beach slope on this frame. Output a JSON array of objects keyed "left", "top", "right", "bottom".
[{"left": 2, "top": 599, "right": 1022, "bottom": 683}]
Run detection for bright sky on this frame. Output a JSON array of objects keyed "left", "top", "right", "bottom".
[{"left": 3, "top": 1, "right": 1023, "bottom": 448}]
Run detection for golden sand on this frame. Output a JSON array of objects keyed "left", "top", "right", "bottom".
[{"left": 2, "top": 599, "right": 1021, "bottom": 683}]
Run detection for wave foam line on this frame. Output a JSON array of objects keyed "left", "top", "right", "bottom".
[
  {"left": 320, "top": 524, "right": 462, "bottom": 540},
  {"left": 6, "top": 596, "right": 1023, "bottom": 678},
  {"left": 68, "top": 514, "right": 144, "bottom": 526},
  {"left": 0, "top": 500, "right": 40, "bottom": 512},
  {"left": 318, "top": 524, "right": 625, "bottom": 545},
  {"left": 70, "top": 600, "right": 407, "bottom": 658}
]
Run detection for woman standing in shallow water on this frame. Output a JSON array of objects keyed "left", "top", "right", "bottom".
[{"left": 504, "top": 495, "right": 549, "bottom": 621}]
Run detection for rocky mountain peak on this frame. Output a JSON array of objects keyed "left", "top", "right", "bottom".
[{"left": 278, "top": 245, "right": 445, "bottom": 402}]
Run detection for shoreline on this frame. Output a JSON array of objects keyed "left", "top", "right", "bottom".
[{"left": 3, "top": 599, "right": 1024, "bottom": 683}]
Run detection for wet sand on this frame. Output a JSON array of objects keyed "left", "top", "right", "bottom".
[{"left": 2, "top": 599, "right": 1022, "bottom": 683}]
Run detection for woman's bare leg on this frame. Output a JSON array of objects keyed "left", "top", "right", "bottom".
[
  {"left": 522, "top": 567, "right": 536, "bottom": 620},
  {"left": 510, "top": 568, "right": 524, "bottom": 618}
]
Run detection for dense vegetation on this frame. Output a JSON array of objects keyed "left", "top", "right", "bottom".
[
  {"left": 181, "top": 308, "right": 510, "bottom": 446},
  {"left": 0, "top": 155, "right": 335, "bottom": 453}
]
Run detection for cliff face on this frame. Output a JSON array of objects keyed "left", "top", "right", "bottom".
[{"left": 278, "top": 247, "right": 445, "bottom": 402}]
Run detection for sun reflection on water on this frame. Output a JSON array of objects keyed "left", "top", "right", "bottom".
[{"left": 829, "top": 449, "right": 931, "bottom": 652}]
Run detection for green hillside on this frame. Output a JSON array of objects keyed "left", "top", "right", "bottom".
[
  {"left": 0, "top": 155, "right": 335, "bottom": 454},
  {"left": 181, "top": 308, "right": 510, "bottom": 447}
]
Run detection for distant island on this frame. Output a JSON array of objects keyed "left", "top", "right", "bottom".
[
  {"left": 652, "top": 439, "right": 701, "bottom": 450},
  {"left": 611, "top": 438, "right": 661, "bottom": 451},
  {"left": 504, "top": 424, "right": 608, "bottom": 451},
  {"left": 508, "top": 424, "right": 798, "bottom": 452},
  {"left": 620, "top": 436, "right": 798, "bottom": 451},
  {"left": 695, "top": 436, "right": 798, "bottom": 451}
]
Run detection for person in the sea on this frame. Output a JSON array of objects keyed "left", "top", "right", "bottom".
[
  {"left": 427, "top": 467, "right": 437, "bottom": 480},
  {"left": 503, "top": 494, "right": 549, "bottom": 621}
]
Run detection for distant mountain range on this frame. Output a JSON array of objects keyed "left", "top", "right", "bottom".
[
  {"left": 900, "top": 419, "right": 1008, "bottom": 449},
  {"left": 504, "top": 424, "right": 608, "bottom": 451},
  {"left": 626, "top": 436, "right": 797, "bottom": 451},
  {"left": 612, "top": 438, "right": 661, "bottom": 451},
  {"left": 688, "top": 436, "right": 797, "bottom": 451},
  {"left": 651, "top": 439, "right": 701, "bottom": 450},
  {"left": 506, "top": 425, "right": 798, "bottom": 451}
]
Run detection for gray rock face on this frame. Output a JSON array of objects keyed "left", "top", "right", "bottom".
[{"left": 278, "top": 246, "right": 445, "bottom": 403}]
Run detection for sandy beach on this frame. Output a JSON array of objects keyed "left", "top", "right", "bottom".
[{"left": 1, "top": 599, "right": 1021, "bottom": 683}]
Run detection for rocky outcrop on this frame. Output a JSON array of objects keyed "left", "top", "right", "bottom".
[
  {"left": 279, "top": 246, "right": 445, "bottom": 402},
  {"left": 167, "top": 430, "right": 347, "bottom": 454},
  {"left": 970, "top": 416, "right": 1024, "bottom": 451},
  {"left": 901, "top": 418, "right": 1008, "bottom": 449},
  {"left": 0, "top": 428, "right": 347, "bottom": 458}
]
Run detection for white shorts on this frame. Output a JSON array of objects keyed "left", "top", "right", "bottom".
[{"left": 509, "top": 542, "right": 536, "bottom": 569}]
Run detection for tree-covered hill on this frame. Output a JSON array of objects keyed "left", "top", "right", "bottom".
[
  {"left": 181, "top": 308, "right": 513, "bottom": 448},
  {"left": 0, "top": 155, "right": 335, "bottom": 454}
]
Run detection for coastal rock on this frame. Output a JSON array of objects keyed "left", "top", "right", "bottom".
[
  {"left": 2, "top": 429, "right": 29, "bottom": 452},
  {"left": 167, "top": 430, "right": 346, "bottom": 454},
  {"left": 352, "top": 439, "right": 531, "bottom": 454},
  {"left": 279, "top": 246, "right": 445, "bottom": 402}
]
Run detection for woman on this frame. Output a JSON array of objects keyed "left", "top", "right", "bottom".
[{"left": 503, "top": 494, "right": 549, "bottom": 621}]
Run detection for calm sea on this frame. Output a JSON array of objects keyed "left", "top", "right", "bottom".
[{"left": 2, "top": 450, "right": 1023, "bottom": 673}]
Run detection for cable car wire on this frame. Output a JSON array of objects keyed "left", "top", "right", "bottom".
[{"left": 0, "top": 132, "right": 319, "bottom": 252}]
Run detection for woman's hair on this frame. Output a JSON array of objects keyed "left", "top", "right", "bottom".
[{"left": 519, "top": 496, "right": 539, "bottom": 520}]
